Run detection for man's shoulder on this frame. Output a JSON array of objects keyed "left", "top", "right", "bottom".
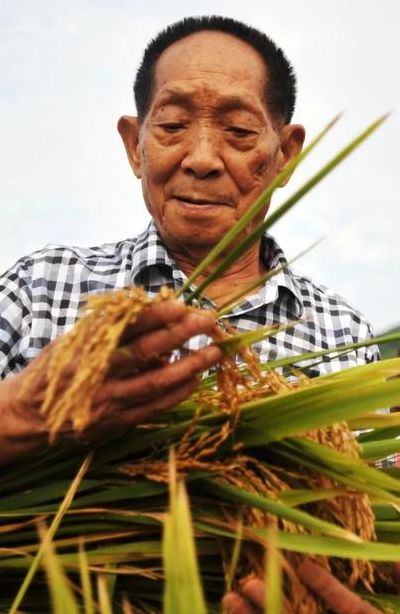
[
  {"left": 289, "top": 270, "right": 377, "bottom": 366},
  {"left": 1, "top": 236, "right": 143, "bottom": 285},
  {"left": 263, "top": 234, "right": 371, "bottom": 333},
  {"left": 293, "top": 271, "right": 368, "bottom": 325},
  {"left": 19, "top": 237, "right": 138, "bottom": 266}
]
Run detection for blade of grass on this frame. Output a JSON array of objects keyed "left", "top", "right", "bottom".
[
  {"left": 262, "top": 331, "right": 400, "bottom": 372},
  {"left": 39, "top": 522, "right": 80, "bottom": 614},
  {"left": 256, "top": 529, "right": 400, "bottom": 561},
  {"left": 272, "top": 439, "right": 400, "bottom": 504},
  {"left": 278, "top": 487, "right": 347, "bottom": 507},
  {"left": 216, "top": 320, "right": 302, "bottom": 353},
  {"left": 187, "top": 114, "right": 387, "bottom": 302},
  {"left": 361, "top": 438, "right": 400, "bottom": 462},
  {"left": 265, "top": 527, "right": 283, "bottom": 614},
  {"left": 200, "top": 478, "right": 361, "bottom": 541},
  {"left": 122, "top": 595, "right": 135, "bottom": 614},
  {"left": 225, "top": 515, "right": 243, "bottom": 592},
  {"left": 79, "top": 540, "right": 94, "bottom": 614},
  {"left": 193, "top": 518, "right": 400, "bottom": 561},
  {"left": 97, "top": 574, "right": 113, "bottom": 614},
  {"left": 238, "top": 360, "right": 400, "bottom": 443},
  {"left": 350, "top": 414, "right": 400, "bottom": 433},
  {"left": 163, "top": 451, "right": 206, "bottom": 614},
  {"left": 9, "top": 453, "right": 92, "bottom": 614}
]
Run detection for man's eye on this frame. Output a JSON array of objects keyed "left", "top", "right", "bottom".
[
  {"left": 160, "top": 123, "right": 185, "bottom": 133},
  {"left": 227, "top": 126, "right": 254, "bottom": 138}
]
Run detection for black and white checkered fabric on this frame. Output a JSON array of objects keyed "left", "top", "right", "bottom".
[
  {"left": 0, "top": 220, "right": 378, "bottom": 380},
  {"left": 3, "top": 221, "right": 394, "bottom": 464}
]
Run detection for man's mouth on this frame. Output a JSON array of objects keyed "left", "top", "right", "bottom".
[{"left": 173, "top": 195, "right": 229, "bottom": 206}]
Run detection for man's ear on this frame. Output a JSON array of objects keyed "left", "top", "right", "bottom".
[
  {"left": 117, "top": 115, "right": 141, "bottom": 178},
  {"left": 277, "top": 124, "right": 306, "bottom": 186}
]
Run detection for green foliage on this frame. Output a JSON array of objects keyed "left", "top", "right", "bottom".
[
  {"left": 379, "top": 325, "right": 400, "bottom": 359},
  {"left": 163, "top": 454, "right": 207, "bottom": 614}
]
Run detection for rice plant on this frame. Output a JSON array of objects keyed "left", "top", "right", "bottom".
[{"left": 1, "top": 116, "right": 400, "bottom": 613}]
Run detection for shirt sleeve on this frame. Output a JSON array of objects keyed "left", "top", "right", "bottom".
[{"left": 0, "top": 257, "right": 33, "bottom": 379}]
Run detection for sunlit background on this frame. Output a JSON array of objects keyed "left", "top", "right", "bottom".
[{"left": 1, "top": 0, "right": 399, "bottom": 332}]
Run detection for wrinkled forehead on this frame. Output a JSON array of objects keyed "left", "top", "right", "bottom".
[{"left": 151, "top": 30, "right": 269, "bottom": 110}]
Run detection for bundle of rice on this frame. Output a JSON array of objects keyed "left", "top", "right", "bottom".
[
  {"left": 1, "top": 115, "right": 400, "bottom": 613},
  {"left": 1, "top": 286, "right": 400, "bottom": 613}
]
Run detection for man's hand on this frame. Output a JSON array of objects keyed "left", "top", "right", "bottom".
[
  {"left": 222, "top": 562, "right": 382, "bottom": 613},
  {"left": 0, "top": 299, "right": 222, "bottom": 463}
]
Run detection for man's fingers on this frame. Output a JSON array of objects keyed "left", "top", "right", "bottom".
[
  {"left": 79, "top": 378, "right": 199, "bottom": 437},
  {"left": 240, "top": 577, "right": 265, "bottom": 607},
  {"left": 120, "top": 299, "right": 188, "bottom": 342},
  {"left": 222, "top": 592, "right": 258, "bottom": 614},
  {"left": 109, "top": 378, "right": 199, "bottom": 426},
  {"left": 99, "top": 344, "right": 222, "bottom": 402},
  {"left": 110, "top": 310, "right": 218, "bottom": 373},
  {"left": 298, "top": 561, "right": 381, "bottom": 614}
]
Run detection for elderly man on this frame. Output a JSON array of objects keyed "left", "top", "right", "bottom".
[
  {"left": 0, "top": 16, "right": 377, "bottom": 457},
  {"left": 0, "top": 15, "right": 383, "bottom": 614}
]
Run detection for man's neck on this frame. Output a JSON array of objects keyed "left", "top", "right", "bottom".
[{"left": 169, "top": 241, "right": 267, "bottom": 307}]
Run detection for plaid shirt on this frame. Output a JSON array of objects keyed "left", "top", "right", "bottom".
[
  {"left": 3, "top": 221, "right": 394, "bottom": 465},
  {"left": 0, "top": 220, "right": 378, "bottom": 379}
]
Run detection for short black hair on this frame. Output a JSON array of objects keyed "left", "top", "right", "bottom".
[{"left": 134, "top": 15, "right": 297, "bottom": 124}]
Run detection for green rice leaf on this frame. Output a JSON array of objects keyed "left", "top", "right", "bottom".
[
  {"left": 97, "top": 574, "right": 113, "bottom": 614},
  {"left": 225, "top": 516, "right": 243, "bottom": 592},
  {"left": 200, "top": 478, "right": 361, "bottom": 541},
  {"left": 79, "top": 540, "right": 95, "bottom": 614},
  {"left": 39, "top": 523, "right": 80, "bottom": 614},
  {"left": 278, "top": 487, "right": 347, "bottom": 507},
  {"left": 238, "top": 359, "right": 400, "bottom": 443},
  {"left": 163, "top": 452, "right": 206, "bottom": 614},
  {"left": 350, "top": 414, "right": 400, "bottom": 434},
  {"left": 361, "top": 438, "right": 400, "bottom": 462},
  {"left": 9, "top": 453, "right": 92, "bottom": 613},
  {"left": 254, "top": 529, "right": 400, "bottom": 561},
  {"left": 265, "top": 528, "right": 282, "bottom": 614},
  {"left": 216, "top": 321, "right": 300, "bottom": 353},
  {"left": 272, "top": 438, "right": 400, "bottom": 504},
  {"left": 263, "top": 332, "right": 400, "bottom": 372}
]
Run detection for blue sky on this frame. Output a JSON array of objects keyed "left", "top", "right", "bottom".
[{"left": 1, "top": 0, "right": 399, "bottom": 331}]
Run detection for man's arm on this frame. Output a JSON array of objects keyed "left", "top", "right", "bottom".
[
  {"left": 222, "top": 564, "right": 382, "bottom": 614},
  {"left": 0, "top": 299, "right": 222, "bottom": 465}
]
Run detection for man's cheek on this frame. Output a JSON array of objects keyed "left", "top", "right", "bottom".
[
  {"left": 234, "top": 155, "right": 272, "bottom": 195},
  {"left": 252, "top": 145, "right": 278, "bottom": 178},
  {"left": 142, "top": 150, "right": 181, "bottom": 184}
]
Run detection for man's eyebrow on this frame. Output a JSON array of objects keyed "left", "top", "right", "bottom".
[
  {"left": 217, "top": 96, "right": 266, "bottom": 120},
  {"left": 154, "top": 88, "right": 195, "bottom": 108},
  {"left": 154, "top": 88, "right": 266, "bottom": 120}
]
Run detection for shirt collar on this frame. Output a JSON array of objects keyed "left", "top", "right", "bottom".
[
  {"left": 260, "top": 234, "right": 304, "bottom": 318},
  {"left": 130, "top": 221, "right": 182, "bottom": 284},
  {"left": 130, "top": 221, "right": 303, "bottom": 317}
]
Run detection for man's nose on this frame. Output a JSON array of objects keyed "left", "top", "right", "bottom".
[{"left": 181, "top": 128, "right": 225, "bottom": 178}]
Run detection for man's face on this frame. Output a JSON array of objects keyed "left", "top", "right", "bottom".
[{"left": 121, "top": 31, "right": 304, "bottom": 253}]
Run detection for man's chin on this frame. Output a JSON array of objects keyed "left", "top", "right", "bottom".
[{"left": 161, "top": 226, "right": 227, "bottom": 254}]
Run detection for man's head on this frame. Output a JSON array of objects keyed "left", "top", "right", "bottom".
[
  {"left": 118, "top": 17, "right": 305, "bottom": 256},
  {"left": 134, "top": 16, "right": 297, "bottom": 126}
]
